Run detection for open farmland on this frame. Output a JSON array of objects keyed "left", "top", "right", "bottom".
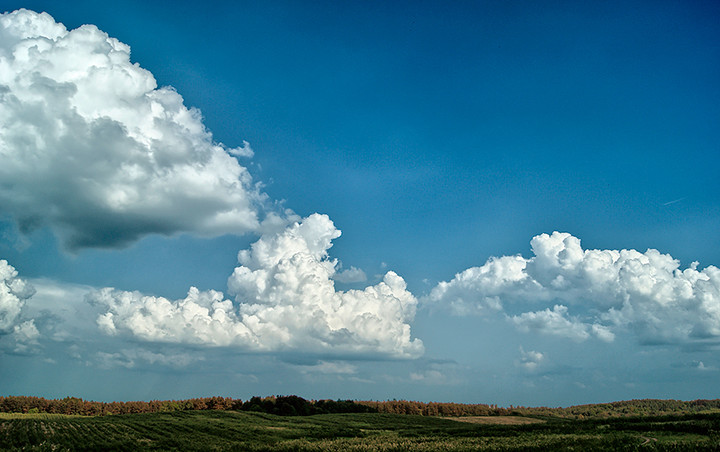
[
  {"left": 2, "top": 410, "right": 720, "bottom": 451},
  {"left": 442, "top": 415, "right": 546, "bottom": 425}
]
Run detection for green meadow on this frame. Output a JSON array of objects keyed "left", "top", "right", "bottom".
[{"left": 2, "top": 409, "right": 720, "bottom": 451}]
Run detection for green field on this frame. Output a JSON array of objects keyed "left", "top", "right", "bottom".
[{"left": 1, "top": 410, "right": 720, "bottom": 451}]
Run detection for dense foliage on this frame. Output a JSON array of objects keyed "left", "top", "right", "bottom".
[
  {"left": 357, "top": 400, "right": 510, "bottom": 416},
  {"left": 2, "top": 395, "right": 720, "bottom": 420},
  {"left": 0, "top": 396, "right": 238, "bottom": 415},
  {"left": 516, "top": 398, "right": 720, "bottom": 419},
  {"left": 240, "top": 396, "right": 376, "bottom": 416},
  {"left": 0, "top": 395, "right": 375, "bottom": 417},
  {"left": 358, "top": 398, "right": 720, "bottom": 419}
]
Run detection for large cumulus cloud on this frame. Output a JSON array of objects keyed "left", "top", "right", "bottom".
[
  {"left": 89, "top": 214, "right": 423, "bottom": 358},
  {"left": 0, "top": 9, "right": 265, "bottom": 249},
  {"left": 0, "top": 258, "right": 39, "bottom": 352},
  {"left": 0, "top": 259, "right": 34, "bottom": 333},
  {"left": 429, "top": 232, "right": 720, "bottom": 345}
]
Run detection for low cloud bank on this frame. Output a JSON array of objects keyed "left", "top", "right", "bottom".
[
  {"left": 90, "top": 214, "right": 424, "bottom": 358},
  {"left": 429, "top": 232, "right": 720, "bottom": 345},
  {"left": 0, "top": 9, "right": 267, "bottom": 250}
]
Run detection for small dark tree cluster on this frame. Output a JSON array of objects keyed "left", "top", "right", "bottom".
[
  {"left": 239, "top": 396, "right": 375, "bottom": 416},
  {"left": 315, "top": 398, "right": 377, "bottom": 414}
]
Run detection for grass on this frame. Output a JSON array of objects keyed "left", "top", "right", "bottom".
[
  {"left": 441, "top": 415, "right": 546, "bottom": 425},
  {"left": 1, "top": 410, "right": 719, "bottom": 451},
  {"left": 0, "top": 413, "right": 85, "bottom": 419}
]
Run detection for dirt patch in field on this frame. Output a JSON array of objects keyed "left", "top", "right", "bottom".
[{"left": 441, "top": 416, "right": 545, "bottom": 425}]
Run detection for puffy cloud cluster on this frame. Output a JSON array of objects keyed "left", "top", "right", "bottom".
[
  {"left": 517, "top": 347, "right": 544, "bottom": 371},
  {"left": 228, "top": 214, "right": 422, "bottom": 357},
  {"left": 0, "top": 9, "right": 265, "bottom": 249},
  {"left": 10, "top": 320, "right": 40, "bottom": 353},
  {"left": 429, "top": 232, "right": 720, "bottom": 345},
  {"left": 510, "top": 305, "right": 614, "bottom": 342},
  {"left": 90, "top": 214, "right": 423, "bottom": 358},
  {"left": 91, "top": 286, "right": 249, "bottom": 346},
  {"left": 0, "top": 259, "right": 35, "bottom": 333},
  {"left": 0, "top": 259, "right": 38, "bottom": 353}
]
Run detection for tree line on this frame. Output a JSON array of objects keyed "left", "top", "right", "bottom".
[
  {"left": 512, "top": 398, "right": 720, "bottom": 419},
  {"left": 0, "top": 395, "right": 375, "bottom": 417},
  {"left": 0, "top": 395, "right": 504, "bottom": 417},
  {"left": 356, "top": 400, "right": 511, "bottom": 416},
  {"left": 2, "top": 395, "right": 719, "bottom": 418},
  {"left": 359, "top": 398, "right": 720, "bottom": 418}
]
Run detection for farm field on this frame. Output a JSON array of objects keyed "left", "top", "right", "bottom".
[{"left": 1, "top": 410, "right": 720, "bottom": 451}]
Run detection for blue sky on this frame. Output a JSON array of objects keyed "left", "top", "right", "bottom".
[{"left": 0, "top": 1, "right": 718, "bottom": 407}]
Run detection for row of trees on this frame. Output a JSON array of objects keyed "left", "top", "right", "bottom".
[
  {"left": 355, "top": 399, "right": 720, "bottom": 418},
  {"left": 241, "top": 396, "right": 376, "bottom": 416},
  {"left": 3, "top": 395, "right": 719, "bottom": 418},
  {"left": 514, "top": 399, "right": 720, "bottom": 419},
  {"left": 0, "top": 396, "right": 240, "bottom": 416},
  {"left": 357, "top": 400, "right": 512, "bottom": 416},
  {"left": 0, "top": 395, "right": 375, "bottom": 417}
]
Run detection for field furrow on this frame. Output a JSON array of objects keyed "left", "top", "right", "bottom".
[{"left": 0, "top": 411, "right": 718, "bottom": 451}]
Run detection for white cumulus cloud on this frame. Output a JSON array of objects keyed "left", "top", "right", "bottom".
[
  {"left": 0, "top": 9, "right": 268, "bottom": 250},
  {"left": 510, "top": 305, "right": 614, "bottom": 342},
  {"left": 0, "top": 259, "right": 34, "bottom": 334},
  {"left": 517, "top": 347, "right": 544, "bottom": 371},
  {"left": 89, "top": 214, "right": 424, "bottom": 359},
  {"left": 11, "top": 320, "right": 40, "bottom": 353},
  {"left": 429, "top": 231, "right": 720, "bottom": 346}
]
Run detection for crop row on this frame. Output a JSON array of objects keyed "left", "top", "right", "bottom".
[{"left": 1, "top": 410, "right": 719, "bottom": 451}]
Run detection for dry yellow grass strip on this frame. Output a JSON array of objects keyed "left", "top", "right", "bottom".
[{"left": 441, "top": 415, "right": 545, "bottom": 425}]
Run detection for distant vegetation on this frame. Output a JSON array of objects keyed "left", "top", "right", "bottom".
[
  {"left": 516, "top": 398, "right": 720, "bottom": 419},
  {"left": 2, "top": 395, "right": 720, "bottom": 419},
  {"left": 361, "top": 398, "right": 720, "bottom": 419},
  {"left": 0, "top": 395, "right": 374, "bottom": 417}
]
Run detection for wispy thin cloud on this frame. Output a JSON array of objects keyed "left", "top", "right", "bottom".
[{"left": 663, "top": 197, "right": 686, "bottom": 206}]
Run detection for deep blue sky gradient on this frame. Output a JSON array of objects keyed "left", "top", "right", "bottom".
[
  {"left": 1, "top": 0, "right": 719, "bottom": 405},
  {"left": 5, "top": 0, "right": 719, "bottom": 292}
]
